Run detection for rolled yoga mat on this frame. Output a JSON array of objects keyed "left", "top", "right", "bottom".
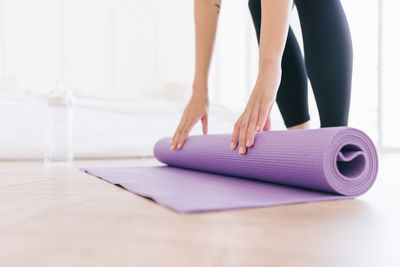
[{"left": 82, "top": 127, "right": 378, "bottom": 213}]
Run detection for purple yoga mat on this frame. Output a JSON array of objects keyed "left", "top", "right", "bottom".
[{"left": 83, "top": 127, "right": 378, "bottom": 213}]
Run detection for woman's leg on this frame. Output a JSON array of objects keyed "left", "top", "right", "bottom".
[
  {"left": 295, "top": 0, "right": 353, "bottom": 127},
  {"left": 248, "top": 0, "right": 310, "bottom": 129},
  {"left": 288, "top": 120, "right": 311, "bottom": 130}
]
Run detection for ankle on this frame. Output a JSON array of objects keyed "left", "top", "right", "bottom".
[{"left": 287, "top": 120, "right": 311, "bottom": 130}]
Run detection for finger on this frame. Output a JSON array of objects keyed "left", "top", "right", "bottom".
[
  {"left": 263, "top": 110, "right": 272, "bottom": 131},
  {"left": 176, "top": 121, "right": 191, "bottom": 150},
  {"left": 176, "top": 129, "right": 189, "bottom": 150},
  {"left": 246, "top": 103, "right": 260, "bottom": 148},
  {"left": 238, "top": 112, "right": 250, "bottom": 155},
  {"left": 201, "top": 114, "right": 208, "bottom": 135},
  {"left": 170, "top": 119, "right": 186, "bottom": 151},
  {"left": 177, "top": 118, "right": 198, "bottom": 149},
  {"left": 170, "top": 129, "right": 179, "bottom": 150},
  {"left": 170, "top": 127, "right": 181, "bottom": 151},
  {"left": 231, "top": 120, "right": 240, "bottom": 150},
  {"left": 256, "top": 101, "right": 269, "bottom": 132},
  {"left": 263, "top": 103, "right": 274, "bottom": 131},
  {"left": 170, "top": 123, "right": 179, "bottom": 145}
]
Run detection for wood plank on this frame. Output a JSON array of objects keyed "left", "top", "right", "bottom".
[{"left": 0, "top": 155, "right": 399, "bottom": 267}]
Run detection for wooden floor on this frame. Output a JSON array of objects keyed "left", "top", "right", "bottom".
[{"left": 1, "top": 154, "right": 399, "bottom": 267}]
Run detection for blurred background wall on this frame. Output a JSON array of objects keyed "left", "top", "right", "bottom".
[{"left": 0, "top": 0, "right": 398, "bottom": 157}]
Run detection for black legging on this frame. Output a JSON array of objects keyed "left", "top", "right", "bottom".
[{"left": 248, "top": 0, "right": 353, "bottom": 128}]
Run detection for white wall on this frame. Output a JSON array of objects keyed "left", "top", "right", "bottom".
[
  {"left": 342, "top": 0, "right": 379, "bottom": 141},
  {"left": 381, "top": 0, "right": 400, "bottom": 148},
  {"left": 0, "top": 0, "right": 191, "bottom": 100},
  {"left": 0, "top": 0, "right": 385, "bottom": 141}
]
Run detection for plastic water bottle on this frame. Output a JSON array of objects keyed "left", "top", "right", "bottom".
[{"left": 44, "top": 83, "right": 74, "bottom": 165}]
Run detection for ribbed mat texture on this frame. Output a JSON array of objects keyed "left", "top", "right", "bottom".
[{"left": 83, "top": 127, "right": 378, "bottom": 213}]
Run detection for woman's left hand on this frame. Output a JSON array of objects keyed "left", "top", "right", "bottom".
[{"left": 231, "top": 64, "right": 281, "bottom": 154}]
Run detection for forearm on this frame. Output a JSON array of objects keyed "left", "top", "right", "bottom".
[
  {"left": 193, "top": 0, "right": 221, "bottom": 94},
  {"left": 258, "top": 0, "right": 292, "bottom": 74}
]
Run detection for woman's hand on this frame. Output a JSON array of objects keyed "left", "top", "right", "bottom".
[
  {"left": 230, "top": 0, "right": 291, "bottom": 155},
  {"left": 169, "top": 0, "right": 220, "bottom": 151},
  {"left": 170, "top": 87, "right": 209, "bottom": 151},
  {"left": 231, "top": 64, "right": 281, "bottom": 155}
]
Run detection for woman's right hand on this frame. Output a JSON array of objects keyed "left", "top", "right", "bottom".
[{"left": 170, "top": 86, "right": 209, "bottom": 151}]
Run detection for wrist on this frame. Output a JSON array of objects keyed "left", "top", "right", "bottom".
[
  {"left": 192, "top": 79, "right": 208, "bottom": 97},
  {"left": 192, "top": 90, "right": 209, "bottom": 100},
  {"left": 193, "top": 75, "right": 207, "bottom": 85},
  {"left": 257, "top": 59, "right": 282, "bottom": 82},
  {"left": 258, "top": 58, "right": 281, "bottom": 74}
]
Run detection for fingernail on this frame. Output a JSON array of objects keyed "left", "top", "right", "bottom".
[
  {"left": 230, "top": 142, "right": 235, "bottom": 150},
  {"left": 246, "top": 139, "right": 251, "bottom": 147},
  {"left": 256, "top": 125, "right": 261, "bottom": 131},
  {"left": 177, "top": 144, "right": 182, "bottom": 149},
  {"left": 239, "top": 147, "right": 245, "bottom": 154},
  {"left": 170, "top": 145, "right": 175, "bottom": 151}
]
